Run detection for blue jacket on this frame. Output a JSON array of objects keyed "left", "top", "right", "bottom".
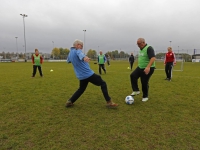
[{"left": 67, "top": 47, "right": 94, "bottom": 80}]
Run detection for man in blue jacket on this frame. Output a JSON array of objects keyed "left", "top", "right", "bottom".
[{"left": 66, "top": 39, "right": 118, "bottom": 108}]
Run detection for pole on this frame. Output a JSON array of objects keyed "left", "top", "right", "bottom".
[
  {"left": 52, "top": 41, "right": 54, "bottom": 59},
  {"left": 83, "top": 30, "right": 86, "bottom": 54},
  {"left": 15, "top": 37, "right": 18, "bottom": 60},
  {"left": 20, "top": 14, "right": 28, "bottom": 62},
  {"left": 178, "top": 46, "right": 179, "bottom": 60},
  {"left": 169, "top": 41, "right": 172, "bottom": 46}
]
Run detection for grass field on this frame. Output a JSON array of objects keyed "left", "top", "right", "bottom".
[{"left": 0, "top": 61, "right": 200, "bottom": 150}]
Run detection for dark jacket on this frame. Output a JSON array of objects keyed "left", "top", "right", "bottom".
[{"left": 129, "top": 55, "right": 134, "bottom": 62}]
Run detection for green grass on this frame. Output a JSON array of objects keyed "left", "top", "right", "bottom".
[{"left": 0, "top": 61, "right": 200, "bottom": 150}]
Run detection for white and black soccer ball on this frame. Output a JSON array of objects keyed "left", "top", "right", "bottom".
[{"left": 125, "top": 96, "right": 134, "bottom": 104}]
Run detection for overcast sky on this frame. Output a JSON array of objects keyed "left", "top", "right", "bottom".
[{"left": 1, "top": 0, "right": 200, "bottom": 54}]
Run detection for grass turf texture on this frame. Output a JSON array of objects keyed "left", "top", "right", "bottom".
[{"left": 0, "top": 61, "right": 200, "bottom": 149}]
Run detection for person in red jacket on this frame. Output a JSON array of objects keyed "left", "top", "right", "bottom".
[
  {"left": 164, "top": 47, "right": 176, "bottom": 81},
  {"left": 31, "top": 49, "right": 43, "bottom": 77}
]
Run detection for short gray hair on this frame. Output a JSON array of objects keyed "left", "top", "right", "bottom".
[
  {"left": 138, "top": 38, "right": 145, "bottom": 43},
  {"left": 73, "top": 39, "right": 83, "bottom": 47}
]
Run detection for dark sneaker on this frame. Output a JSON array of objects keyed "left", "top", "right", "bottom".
[
  {"left": 106, "top": 101, "right": 118, "bottom": 108},
  {"left": 65, "top": 100, "right": 73, "bottom": 107}
]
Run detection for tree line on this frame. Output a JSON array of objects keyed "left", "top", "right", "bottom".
[{"left": 0, "top": 49, "right": 192, "bottom": 62}]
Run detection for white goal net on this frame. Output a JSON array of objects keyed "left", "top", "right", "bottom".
[{"left": 155, "top": 59, "right": 184, "bottom": 71}]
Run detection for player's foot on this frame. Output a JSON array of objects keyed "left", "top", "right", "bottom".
[
  {"left": 65, "top": 100, "right": 74, "bottom": 107},
  {"left": 31, "top": 76, "right": 35, "bottom": 78},
  {"left": 168, "top": 78, "right": 171, "bottom": 81},
  {"left": 130, "top": 91, "right": 140, "bottom": 96},
  {"left": 164, "top": 78, "right": 169, "bottom": 80},
  {"left": 106, "top": 100, "right": 118, "bottom": 108},
  {"left": 142, "top": 97, "right": 148, "bottom": 102}
]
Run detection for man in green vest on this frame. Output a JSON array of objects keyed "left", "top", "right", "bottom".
[
  {"left": 31, "top": 49, "right": 43, "bottom": 77},
  {"left": 98, "top": 51, "right": 106, "bottom": 75},
  {"left": 130, "top": 38, "right": 155, "bottom": 102}
]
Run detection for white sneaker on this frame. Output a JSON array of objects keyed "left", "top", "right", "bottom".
[
  {"left": 142, "top": 98, "right": 148, "bottom": 102},
  {"left": 130, "top": 91, "right": 140, "bottom": 96}
]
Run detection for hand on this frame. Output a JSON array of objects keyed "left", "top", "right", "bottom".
[
  {"left": 83, "top": 56, "right": 90, "bottom": 62},
  {"left": 144, "top": 67, "right": 150, "bottom": 75}
]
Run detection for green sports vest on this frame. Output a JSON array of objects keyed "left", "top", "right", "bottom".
[
  {"left": 98, "top": 54, "right": 105, "bottom": 64},
  {"left": 33, "top": 54, "right": 41, "bottom": 66},
  {"left": 138, "top": 45, "right": 155, "bottom": 69}
]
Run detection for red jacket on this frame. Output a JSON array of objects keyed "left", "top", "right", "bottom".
[
  {"left": 32, "top": 54, "right": 43, "bottom": 64},
  {"left": 164, "top": 52, "right": 176, "bottom": 65}
]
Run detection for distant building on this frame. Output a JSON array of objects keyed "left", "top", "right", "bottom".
[{"left": 192, "top": 54, "right": 200, "bottom": 62}]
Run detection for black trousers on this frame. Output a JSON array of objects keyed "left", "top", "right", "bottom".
[
  {"left": 130, "top": 67, "right": 154, "bottom": 98},
  {"left": 32, "top": 65, "right": 43, "bottom": 77},
  {"left": 165, "top": 62, "right": 173, "bottom": 79},
  {"left": 130, "top": 61, "right": 134, "bottom": 70},
  {"left": 98, "top": 64, "right": 106, "bottom": 74},
  {"left": 69, "top": 73, "right": 111, "bottom": 103}
]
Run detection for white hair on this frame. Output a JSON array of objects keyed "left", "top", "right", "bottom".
[{"left": 73, "top": 39, "right": 83, "bottom": 47}]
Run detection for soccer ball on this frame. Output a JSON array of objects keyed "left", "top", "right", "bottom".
[{"left": 125, "top": 96, "right": 134, "bottom": 104}]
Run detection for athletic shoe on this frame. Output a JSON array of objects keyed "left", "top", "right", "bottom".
[
  {"left": 65, "top": 100, "right": 74, "bottom": 107},
  {"left": 142, "top": 98, "right": 149, "bottom": 102},
  {"left": 168, "top": 79, "right": 171, "bottom": 81},
  {"left": 164, "top": 78, "right": 169, "bottom": 80},
  {"left": 106, "top": 101, "right": 118, "bottom": 108},
  {"left": 130, "top": 91, "right": 140, "bottom": 96}
]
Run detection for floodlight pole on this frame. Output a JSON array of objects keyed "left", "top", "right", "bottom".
[
  {"left": 15, "top": 37, "right": 18, "bottom": 59},
  {"left": 169, "top": 41, "right": 172, "bottom": 46},
  {"left": 178, "top": 46, "right": 179, "bottom": 60},
  {"left": 83, "top": 30, "right": 86, "bottom": 54},
  {"left": 20, "top": 14, "right": 28, "bottom": 62},
  {"left": 52, "top": 41, "right": 54, "bottom": 59}
]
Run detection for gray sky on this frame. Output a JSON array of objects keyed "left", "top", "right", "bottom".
[{"left": 1, "top": 0, "right": 200, "bottom": 54}]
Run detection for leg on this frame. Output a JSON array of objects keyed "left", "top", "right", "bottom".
[
  {"left": 99, "top": 64, "right": 102, "bottom": 74},
  {"left": 38, "top": 66, "right": 43, "bottom": 77},
  {"left": 32, "top": 65, "right": 37, "bottom": 77},
  {"left": 102, "top": 64, "right": 106, "bottom": 74},
  {"left": 168, "top": 63, "right": 173, "bottom": 79},
  {"left": 68, "top": 79, "right": 89, "bottom": 103},
  {"left": 130, "top": 62, "right": 133, "bottom": 70},
  {"left": 165, "top": 63, "right": 170, "bottom": 78},
  {"left": 140, "top": 67, "right": 154, "bottom": 98},
  {"left": 88, "top": 74, "right": 111, "bottom": 101},
  {"left": 130, "top": 67, "right": 140, "bottom": 91}
]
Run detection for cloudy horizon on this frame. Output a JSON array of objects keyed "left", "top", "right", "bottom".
[{"left": 1, "top": 0, "right": 200, "bottom": 55}]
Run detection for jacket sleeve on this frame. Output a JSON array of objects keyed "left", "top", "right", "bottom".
[
  {"left": 173, "top": 52, "right": 176, "bottom": 65},
  {"left": 164, "top": 53, "right": 166, "bottom": 64},
  {"left": 32, "top": 55, "right": 34, "bottom": 64},
  {"left": 40, "top": 55, "right": 43, "bottom": 64}
]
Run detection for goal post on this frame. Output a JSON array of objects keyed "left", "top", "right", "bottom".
[{"left": 155, "top": 59, "right": 184, "bottom": 71}]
